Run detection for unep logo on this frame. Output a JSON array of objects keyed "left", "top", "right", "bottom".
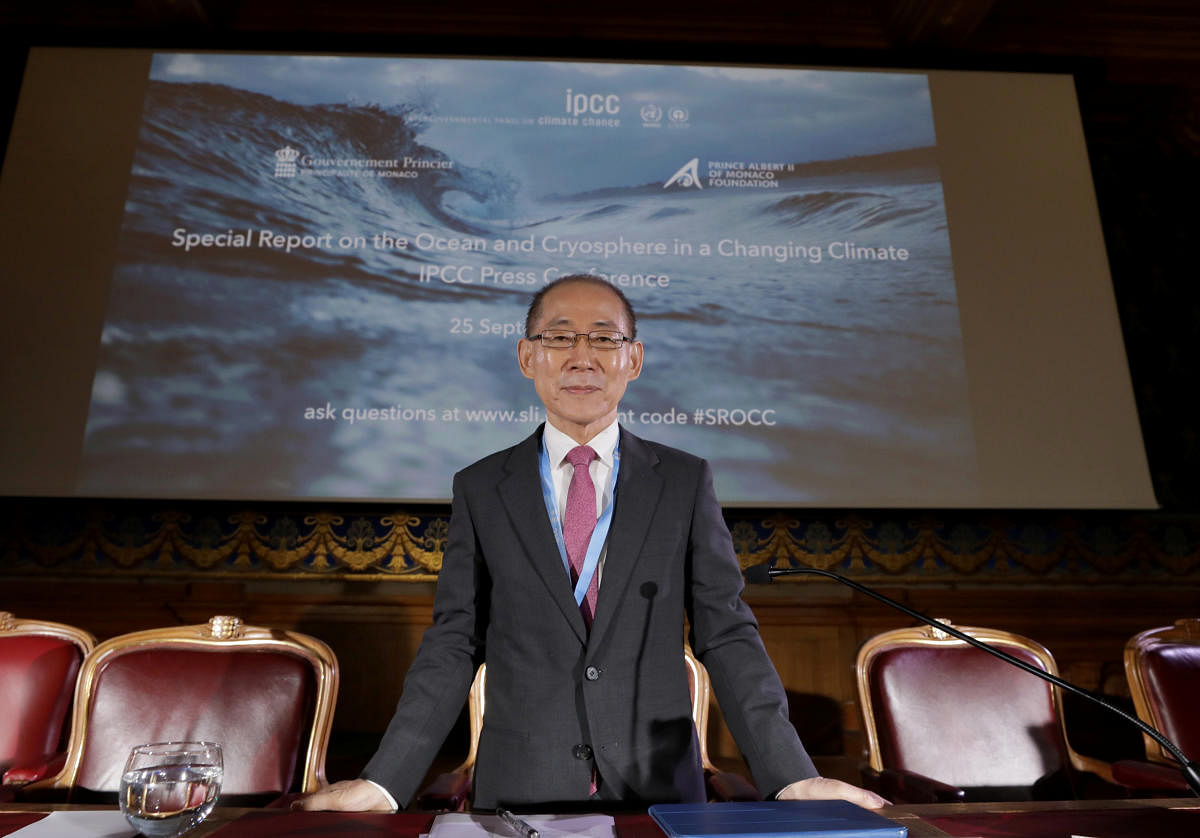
[{"left": 663, "top": 158, "right": 702, "bottom": 189}]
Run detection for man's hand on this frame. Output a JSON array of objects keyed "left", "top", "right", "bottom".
[
  {"left": 777, "top": 776, "right": 889, "bottom": 809},
  {"left": 291, "top": 778, "right": 396, "bottom": 812}
]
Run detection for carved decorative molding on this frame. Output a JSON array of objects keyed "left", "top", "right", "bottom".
[
  {"left": 730, "top": 513, "right": 1200, "bottom": 580},
  {"left": 0, "top": 502, "right": 447, "bottom": 580},
  {"left": 2, "top": 500, "right": 1197, "bottom": 583},
  {"left": 206, "top": 615, "right": 244, "bottom": 639}
]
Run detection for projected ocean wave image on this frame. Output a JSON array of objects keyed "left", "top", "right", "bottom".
[{"left": 79, "top": 66, "right": 977, "bottom": 504}]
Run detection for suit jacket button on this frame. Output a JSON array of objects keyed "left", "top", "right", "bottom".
[
  {"left": 573, "top": 744, "right": 594, "bottom": 761},
  {"left": 585, "top": 665, "right": 600, "bottom": 681}
]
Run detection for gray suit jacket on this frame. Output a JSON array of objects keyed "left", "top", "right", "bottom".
[{"left": 362, "top": 425, "right": 816, "bottom": 808}]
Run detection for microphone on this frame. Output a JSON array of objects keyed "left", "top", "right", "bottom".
[{"left": 759, "top": 564, "right": 1200, "bottom": 797}]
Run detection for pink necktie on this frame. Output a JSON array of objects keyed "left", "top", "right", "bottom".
[
  {"left": 565, "top": 444, "right": 602, "bottom": 795},
  {"left": 564, "top": 445, "right": 599, "bottom": 626}
]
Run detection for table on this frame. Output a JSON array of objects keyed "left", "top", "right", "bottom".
[
  {"left": 892, "top": 797, "right": 1200, "bottom": 837},
  {"left": 2, "top": 798, "right": 1198, "bottom": 838}
]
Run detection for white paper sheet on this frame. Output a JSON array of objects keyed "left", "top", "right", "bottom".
[
  {"left": 9, "top": 810, "right": 135, "bottom": 838},
  {"left": 431, "top": 812, "right": 616, "bottom": 838}
]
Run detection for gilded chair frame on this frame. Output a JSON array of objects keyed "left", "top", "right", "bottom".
[
  {"left": 1124, "top": 617, "right": 1200, "bottom": 765},
  {"left": 444, "top": 645, "right": 721, "bottom": 783},
  {"left": 0, "top": 612, "right": 95, "bottom": 657},
  {"left": 29, "top": 615, "right": 339, "bottom": 795},
  {"left": 683, "top": 645, "right": 722, "bottom": 775},
  {"left": 855, "top": 622, "right": 1111, "bottom": 781},
  {"left": 447, "top": 661, "right": 488, "bottom": 778},
  {"left": 0, "top": 612, "right": 95, "bottom": 783}
]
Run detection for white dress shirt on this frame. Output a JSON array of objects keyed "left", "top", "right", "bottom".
[{"left": 541, "top": 418, "right": 618, "bottom": 586}]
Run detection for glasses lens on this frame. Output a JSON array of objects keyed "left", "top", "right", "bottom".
[
  {"left": 540, "top": 331, "right": 577, "bottom": 348},
  {"left": 588, "top": 331, "right": 625, "bottom": 349}
]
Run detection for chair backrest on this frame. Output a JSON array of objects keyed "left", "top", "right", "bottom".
[
  {"left": 1125, "top": 617, "right": 1200, "bottom": 764},
  {"left": 453, "top": 646, "right": 717, "bottom": 776},
  {"left": 682, "top": 645, "right": 721, "bottom": 774},
  {"left": 856, "top": 622, "right": 1104, "bottom": 793},
  {"left": 30, "top": 616, "right": 338, "bottom": 799},
  {"left": 0, "top": 613, "right": 95, "bottom": 776}
]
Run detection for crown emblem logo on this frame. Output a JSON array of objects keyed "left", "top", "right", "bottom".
[{"left": 274, "top": 146, "right": 301, "bottom": 178}]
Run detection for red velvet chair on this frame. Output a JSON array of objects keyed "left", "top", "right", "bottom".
[
  {"left": 855, "top": 622, "right": 1113, "bottom": 803},
  {"left": 0, "top": 613, "right": 95, "bottom": 793},
  {"left": 1112, "top": 618, "right": 1200, "bottom": 793},
  {"left": 22, "top": 615, "right": 338, "bottom": 805},
  {"left": 416, "top": 646, "right": 760, "bottom": 810}
]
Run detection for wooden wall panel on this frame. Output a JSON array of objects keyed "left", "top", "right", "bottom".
[{"left": 6, "top": 577, "right": 1193, "bottom": 785}]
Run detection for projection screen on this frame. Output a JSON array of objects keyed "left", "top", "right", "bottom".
[{"left": 0, "top": 48, "right": 1155, "bottom": 507}]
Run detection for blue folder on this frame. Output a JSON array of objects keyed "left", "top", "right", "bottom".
[{"left": 648, "top": 801, "right": 907, "bottom": 838}]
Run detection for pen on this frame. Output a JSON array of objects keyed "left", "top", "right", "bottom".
[{"left": 497, "top": 807, "right": 539, "bottom": 838}]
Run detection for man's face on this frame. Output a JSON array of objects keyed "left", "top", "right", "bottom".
[{"left": 518, "top": 282, "right": 643, "bottom": 443}]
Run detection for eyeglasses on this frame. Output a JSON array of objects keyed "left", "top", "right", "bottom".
[{"left": 528, "top": 329, "right": 633, "bottom": 350}]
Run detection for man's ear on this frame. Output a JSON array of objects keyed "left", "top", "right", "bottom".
[
  {"left": 628, "top": 340, "right": 644, "bottom": 380},
  {"left": 517, "top": 338, "right": 536, "bottom": 379}
]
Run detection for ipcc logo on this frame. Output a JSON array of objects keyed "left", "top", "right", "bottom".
[{"left": 565, "top": 88, "right": 621, "bottom": 117}]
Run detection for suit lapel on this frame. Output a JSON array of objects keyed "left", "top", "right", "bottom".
[
  {"left": 588, "top": 429, "right": 663, "bottom": 649},
  {"left": 498, "top": 427, "right": 589, "bottom": 643}
]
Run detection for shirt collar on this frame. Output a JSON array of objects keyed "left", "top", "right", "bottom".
[{"left": 544, "top": 419, "right": 620, "bottom": 469}]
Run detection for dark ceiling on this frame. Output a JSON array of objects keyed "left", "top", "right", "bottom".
[{"left": 3, "top": 1, "right": 1199, "bottom": 89}]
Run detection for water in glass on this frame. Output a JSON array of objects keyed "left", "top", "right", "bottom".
[{"left": 119, "top": 741, "right": 223, "bottom": 837}]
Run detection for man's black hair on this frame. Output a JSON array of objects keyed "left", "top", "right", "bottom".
[{"left": 524, "top": 274, "right": 637, "bottom": 340}]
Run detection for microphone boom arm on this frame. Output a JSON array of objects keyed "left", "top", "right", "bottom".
[{"left": 766, "top": 564, "right": 1200, "bottom": 797}]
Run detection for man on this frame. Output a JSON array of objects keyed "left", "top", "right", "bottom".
[{"left": 298, "top": 274, "right": 884, "bottom": 812}]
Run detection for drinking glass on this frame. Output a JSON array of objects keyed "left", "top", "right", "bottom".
[{"left": 119, "top": 741, "right": 223, "bottom": 837}]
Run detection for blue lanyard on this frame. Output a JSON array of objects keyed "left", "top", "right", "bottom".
[{"left": 538, "top": 434, "right": 621, "bottom": 607}]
